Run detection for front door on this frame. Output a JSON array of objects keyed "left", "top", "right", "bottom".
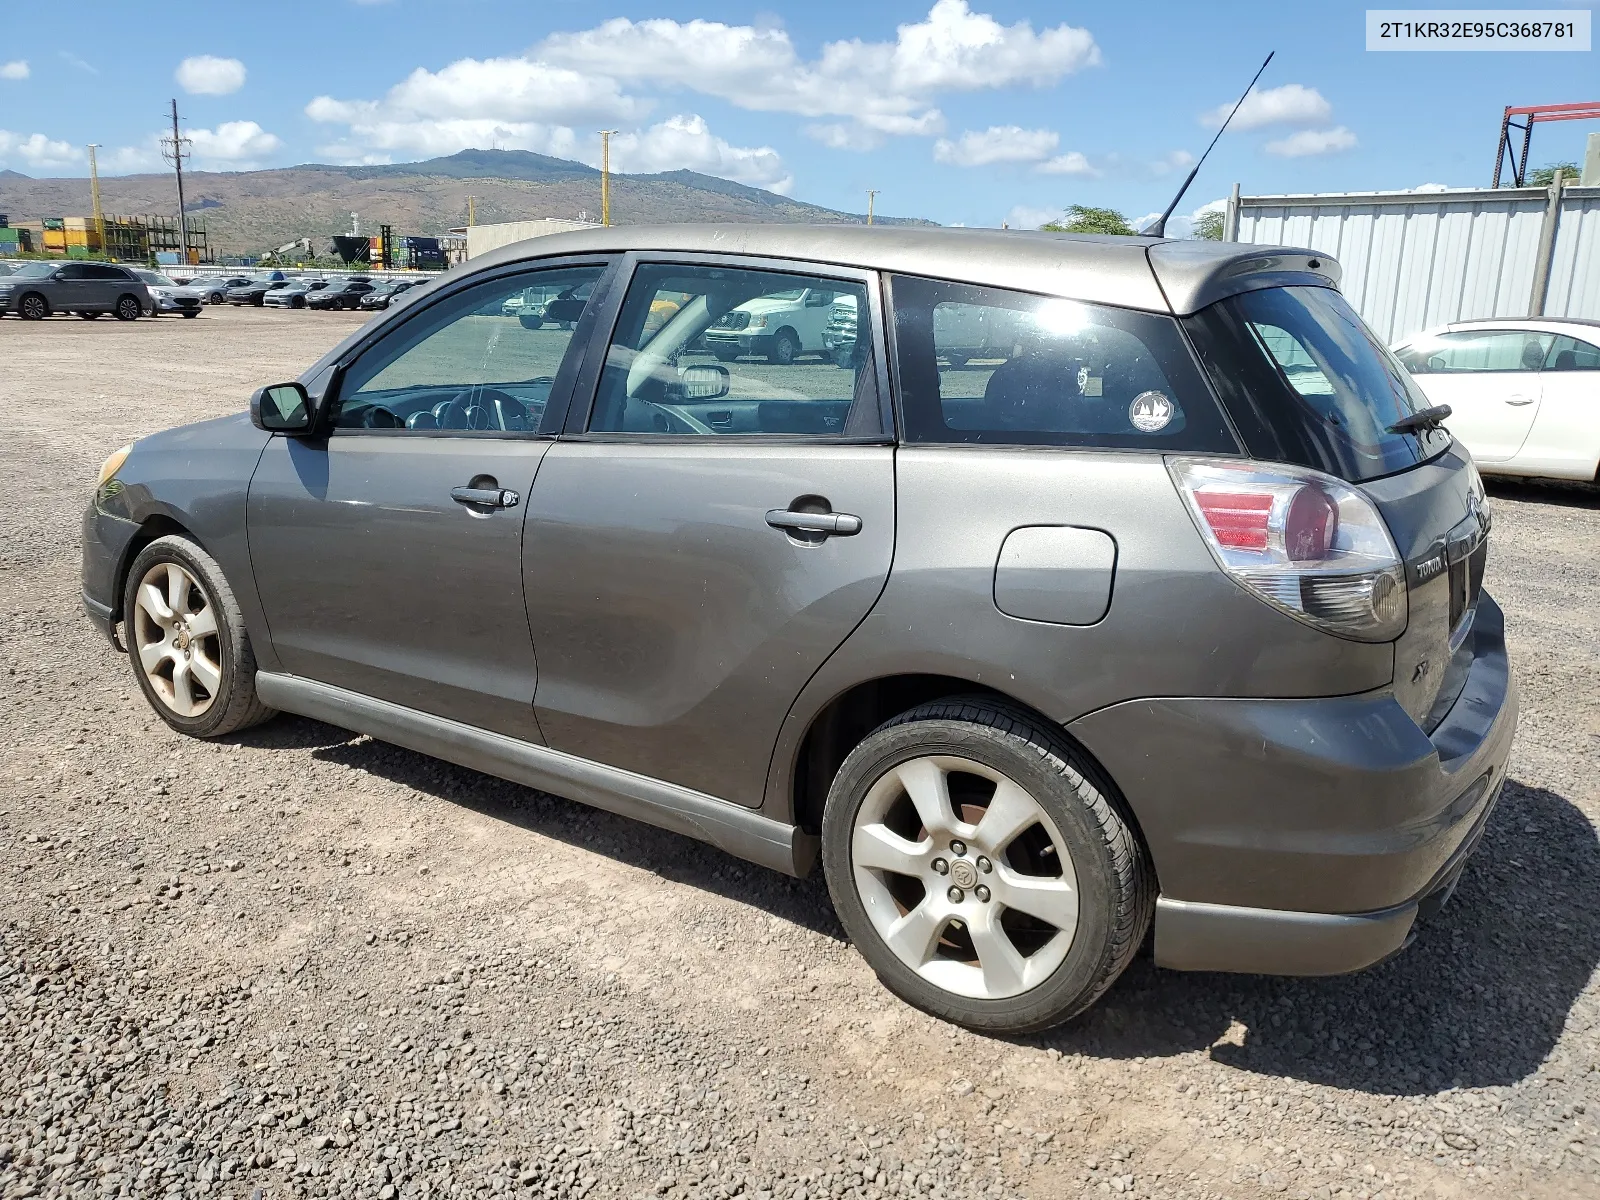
[
  {"left": 51, "top": 264, "right": 96, "bottom": 312},
  {"left": 524, "top": 258, "right": 896, "bottom": 807},
  {"left": 1398, "top": 329, "right": 1550, "bottom": 462},
  {"left": 247, "top": 260, "right": 612, "bottom": 740}
]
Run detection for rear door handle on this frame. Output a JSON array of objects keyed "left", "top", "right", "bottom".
[
  {"left": 766, "top": 509, "right": 862, "bottom": 536},
  {"left": 1504, "top": 396, "right": 1536, "bottom": 406},
  {"left": 451, "top": 486, "right": 520, "bottom": 509}
]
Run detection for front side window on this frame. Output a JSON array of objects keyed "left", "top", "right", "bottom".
[
  {"left": 1185, "top": 285, "right": 1450, "bottom": 482},
  {"left": 1544, "top": 334, "right": 1600, "bottom": 372},
  {"left": 332, "top": 265, "right": 605, "bottom": 433},
  {"left": 586, "top": 263, "right": 879, "bottom": 437},
  {"left": 1395, "top": 329, "right": 1553, "bottom": 374},
  {"left": 890, "top": 274, "right": 1236, "bottom": 451}
]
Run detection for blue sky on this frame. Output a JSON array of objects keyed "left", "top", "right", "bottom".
[{"left": 1, "top": 0, "right": 1594, "bottom": 230}]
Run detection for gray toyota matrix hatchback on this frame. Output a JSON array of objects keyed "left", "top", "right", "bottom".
[{"left": 82, "top": 226, "right": 1515, "bottom": 1032}]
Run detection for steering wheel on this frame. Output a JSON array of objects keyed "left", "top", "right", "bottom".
[{"left": 361, "top": 405, "right": 403, "bottom": 429}]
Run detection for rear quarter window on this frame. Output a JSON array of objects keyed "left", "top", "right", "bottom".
[{"left": 888, "top": 274, "right": 1237, "bottom": 452}]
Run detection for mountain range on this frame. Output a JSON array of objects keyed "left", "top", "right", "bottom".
[{"left": 0, "top": 149, "right": 931, "bottom": 258}]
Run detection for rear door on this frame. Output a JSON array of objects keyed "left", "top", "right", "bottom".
[
  {"left": 1517, "top": 333, "right": 1600, "bottom": 479},
  {"left": 1396, "top": 329, "right": 1550, "bottom": 462},
  {"left": 522, "top": 255, "right": 896, "bottom": 807}
]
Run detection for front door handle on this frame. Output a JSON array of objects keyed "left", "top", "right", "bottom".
[
  {"left": 451, "top": 486, "right": 521, "bottom": 509},
  {"left": 1504, "top": 396, "right": 1536, "bottom": 406},
  {"left": 766, "top": 509, "right": 862, "bottom": 536}
]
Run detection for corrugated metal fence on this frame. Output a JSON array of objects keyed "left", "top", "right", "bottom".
[{"left": 1227, "top": 183, "right": 1600, "bottom": 344}]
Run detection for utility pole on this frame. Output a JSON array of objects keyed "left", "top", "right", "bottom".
[
  {"left": 160, "top": 99, "right": 192, "bottom": 264},
  {"left": 866, "top": 189, "right": 879, "bottom": 226},
  {"left": 598, "top": 131, "right": 618, "bottom": 226},
  {"left": 466, "top": 195, "right": 476, "bottom": 226},
  {"left": 86, "top": 144, "right": 106, "bottom": 259}
]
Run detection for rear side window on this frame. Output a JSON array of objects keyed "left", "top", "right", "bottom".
[
  {"left": 888, "top": 274, "right": 1236, "bottom": 451},
  {"left": 1395, "top": 330, "right": 1551, "bottom": 374},
  {"left": 1545, "top": 334, "right": 1600, "bottom": 371},
  {"left": 1184, "top": 285, "right": 1450, "bottom": 482}
]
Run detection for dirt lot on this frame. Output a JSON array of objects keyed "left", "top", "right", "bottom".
[{"left": 1, "top": 304, "right": 1597, "bottom": 1200}]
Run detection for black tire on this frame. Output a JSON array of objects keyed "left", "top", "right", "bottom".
[
  {"left": 944, "top": 352, "right": 969, "bottom": 368},
  {"left": 768, "top": 328, "right": 800, "bottom": 365},
  {"left": 78, "top": 312, "right": 101, "bottom": 320},
  {"left": 292, "top": 296, "right": 305, "bottom": 309},
  {"left": 832, "top": 345, "right": 854, "bottom": 368},
  {"left": 181, "top": 310, "right": 199, "bottom": 318},
  {"left": 18, "top": 293, "right": 48, "bottom": 320},
  {"left": 518, "top": 314, "right": 544, "bottom": 330},
  {"left": 713, "top": 348, "right": 739, "bottom": 363},
  {"left": 121, "top": 535, "right": 275, "bottom": 739},
  {"left": 114, "top": 295, "right": 141, "bottom": 321},
  {"left": 821, "top": 697, "right": 1153, "bottom": 1034},
  {"left": 208, "top": 291, "right": 224, "bottom": 304}
]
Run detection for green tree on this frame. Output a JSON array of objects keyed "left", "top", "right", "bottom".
[
  {"left": 1529, "top": 162, "right": 1580, "bottom": 186},
  {"left": 1192, "top": 210, "right": 1225, "bottom": 240},
  {"left": 1041, "top": 204, "right": 1135, "bottom": 235}
]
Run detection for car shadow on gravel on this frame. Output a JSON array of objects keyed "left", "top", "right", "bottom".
[
  {"left": 1031, "top": 779, "right": 1600, "bottom": 1096},
  {"left": 1486, "top": 478, "right": 1600, "bottom": 509},
  {"left": 243, "top": 716, "right": 847, "bottom": 941}
]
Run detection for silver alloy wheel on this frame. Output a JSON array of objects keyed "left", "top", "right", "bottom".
[
  {"left": 851, "top": 754, "right": 1079, "bottom": 1000},
  {"left": 132, "top": 562, "right": 222, "bottom": 718}
]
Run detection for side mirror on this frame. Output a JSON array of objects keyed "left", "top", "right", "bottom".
[
  {"left": 666, "top": 363, "right": 731, "bottom": 402},
  {"left": 250, "top": 381, "right": 314, "bottom": 433}
]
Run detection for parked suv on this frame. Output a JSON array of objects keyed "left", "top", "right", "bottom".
[
  {"left": 81, "top": 227, "right": 1515, "bottom": 1032},
  {"left": 0, "top": 262, "right": 150, "bottom": 320}
]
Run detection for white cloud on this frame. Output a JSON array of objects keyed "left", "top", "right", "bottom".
[
  {"left": 59, "top": 52, "right": 96, "bottom": 75},
  {"left": 1127, "top": 197, "right": 1226, "bottom": 238},
  {"left": 1408, "top": 182, "right": 1451, "bottom": 192},
  {"left": 105, "top": 142, "right": 162, "bottom": 173},
  {"left": 1036, "top": 151, "right": 1097, "bottom": 176},
  {"left": 934, "top": 125, "right": 1058, "bottom": 167},
  {"left": 1150, "top": 149, "right": 1195, "bottom": 175},
  {"left": 0, "top": 60, "right": 28, "bottom": 81},
  {"left": 609, "top": 115, "right": 790, "bottom": 192},
  {"left": 176, "top": 55, "right": 247, "bottom": 96},
  {"left": 1265, "top": 125, "right": 1357, "bottom": 158},
  {"left": 804, "top": 123, "right": 883, "bottom": 152},
  {"left": 1202, "top": 83, "right": 1331, "bottom": 131},
  {"left": 0, "top": 131, "right": 80, "bottom": 169},
  {"left": 187, "top": 121, "right": 284, "bottom": 168},
  {"left": 1005, "top": 204, "right": 1063, "bottom": 229},
  {"left": 535, "top": 1, "right": 1097, "bottom": 143}
]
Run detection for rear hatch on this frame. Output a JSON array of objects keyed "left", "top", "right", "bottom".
[{"left": 1182, "top": 284, "right": 1487, "bottom": 728}]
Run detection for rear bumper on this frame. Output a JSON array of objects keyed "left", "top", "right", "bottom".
[{"left": 1069, "top": 591, "right": 1517, "bottom": 975}]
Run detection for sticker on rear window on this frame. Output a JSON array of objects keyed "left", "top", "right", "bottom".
[{"left": 1129, "top": 390, "right": 1174, "bottom": 432}]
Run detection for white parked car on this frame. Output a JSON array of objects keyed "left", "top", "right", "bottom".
[
  {"left": 703, "top": 285, "right": 841, "bottom": 363},
  {"left": 1393, "top": 318, "right": 1600, "bottom": 482},
  {"left": 133, "top": 269, "right": 205, "bottom": 318}
]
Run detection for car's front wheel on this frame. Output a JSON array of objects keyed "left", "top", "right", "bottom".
[
  {"left": 78, "top": 312, "right": 101, "bottom": 320},
  {"left": 18, "top": 293, "right": 48, "bottom": 320},
  {"left": 122, "top": 536, "right": 274, "bottom": 738},
  {"left": 181, "top": 309, "right": 199, "bottom": 318},
  {"left": 822, "top": 698, "right": 1153, "bottom": 1033},
  {"left": 768, "top": 328, "right": 800, "bottom": 365}
]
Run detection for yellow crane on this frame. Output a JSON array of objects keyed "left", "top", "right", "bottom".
[{"left": 87, "top": 144, "right": 106, "bottom": 258}]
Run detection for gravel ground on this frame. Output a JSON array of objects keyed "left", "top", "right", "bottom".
[{"left": 0, "top": 305, "right": 1597, "bottom": 1200}]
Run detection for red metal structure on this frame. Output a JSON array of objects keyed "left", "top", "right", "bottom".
[{"left": 1493, "top": 101, "right": 1600, "bottom": 187}]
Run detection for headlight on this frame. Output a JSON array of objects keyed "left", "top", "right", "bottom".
[
  {"left": 97, "top": 445, "right": 132, "bottom": 487},
  {"left": 749, "top": 315, "right": 768, "bottom": 329}
]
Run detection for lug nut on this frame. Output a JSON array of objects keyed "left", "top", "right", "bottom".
[
  {"left": 947, "top": 886, "right": 965, "bottom": 903},
  {"left": 975, "top": 885, "right": 991, "bottom": 903},
  {"left": 950, "top": 840, "right": 967, "bottom": 856},
  {"left": 976, "top": 856, "right": 992, "bottom": 873},
  {"left": 931, "top": 858, "right": 949, "bottom": 875}
]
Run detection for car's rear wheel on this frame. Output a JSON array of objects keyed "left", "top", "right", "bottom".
[
  {"left": 822, "top": 698, "right": 1153, "bottom": 1033},
  {"left": 18, "top": 293, "right": 48, "bottom": 320},
  {"left": 114, "top": 295, "right": 141, "bottom": 321},
  {"left": 122, "top": 536, "right": 274, "bottom": 738},
  {"left": 769, "top": 328, "right": 800, "bottom": 365}
]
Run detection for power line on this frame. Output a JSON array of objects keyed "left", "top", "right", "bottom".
[{"left": 159, "top": 99, "right": 192, "bottom": 264}]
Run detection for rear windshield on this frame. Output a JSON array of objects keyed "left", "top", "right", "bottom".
[
  {"left": 1183, "top": 285, "right": 1450, "bottom": 482},
  {"left": 889, "top": 274, "right": 1237, "bottom": 452}
]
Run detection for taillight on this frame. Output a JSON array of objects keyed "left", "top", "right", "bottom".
[{"left": 1169, "top": 458, "right": 1407, "bottom": 642}]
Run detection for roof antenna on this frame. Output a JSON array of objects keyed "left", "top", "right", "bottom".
[{"left": 1142, "top": 50, "right": 1273, "bottom": 238}]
